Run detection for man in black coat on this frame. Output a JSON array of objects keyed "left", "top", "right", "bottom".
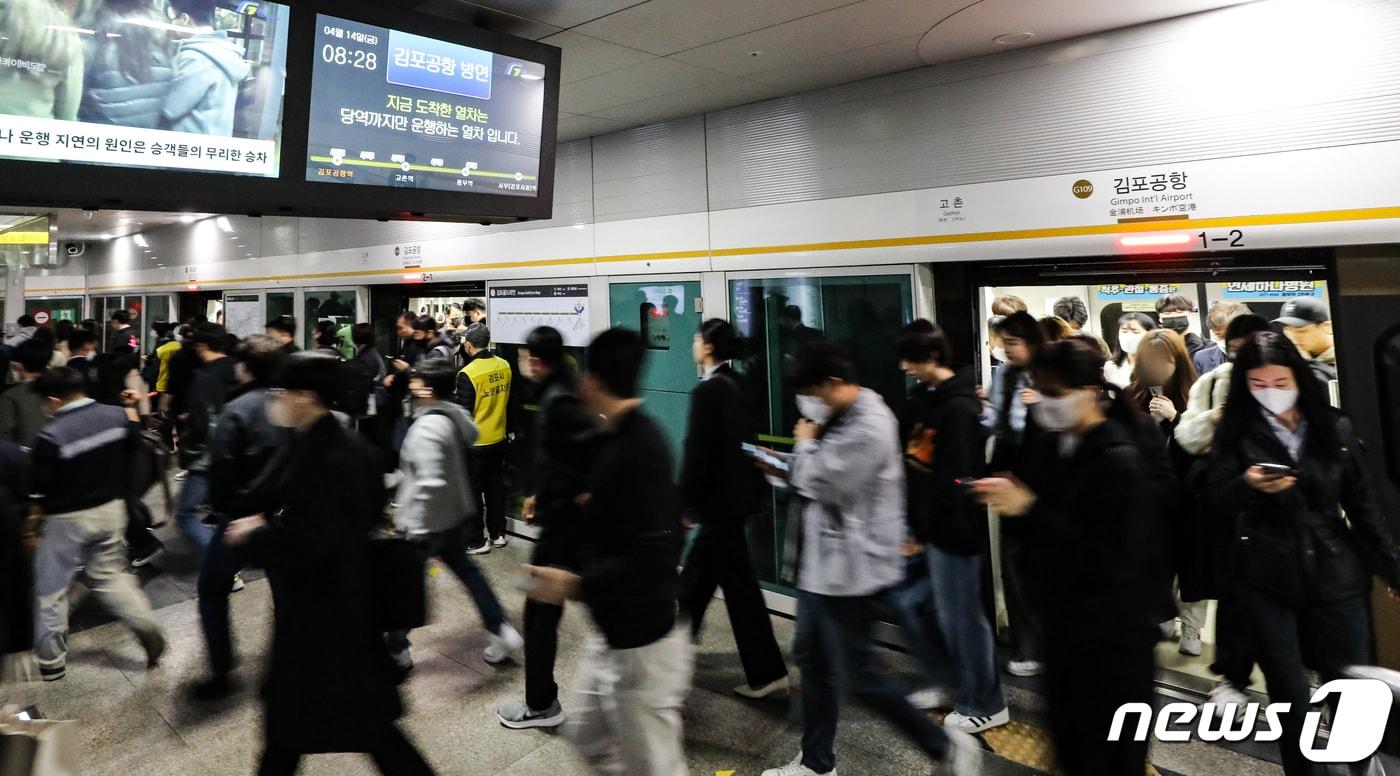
[
  {"left": 523, "top": 329, "right": 692, "bottom": 774},
  {"left": 225, "top": 353, "right": 434, "bottom": 776},
  {"left": 498, "top": 326, "right": 595, "bottom": 730},
  {"left": 891, "top": 322, "right": 1008, "bottom": 733}
]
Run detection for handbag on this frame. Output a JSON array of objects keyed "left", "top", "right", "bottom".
[
  {"left": 0, "top": 711, "right": 78, "bottom": 776},
  {"left": 369, "top": 536, "right": 427, "bottom": 633}
]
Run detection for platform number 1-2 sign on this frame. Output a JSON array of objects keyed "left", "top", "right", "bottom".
[{"left": 1199, "top": 229, "right": 1244, "bottom": 249}]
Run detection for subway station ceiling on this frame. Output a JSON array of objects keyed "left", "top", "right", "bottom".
[{"left": 390, "top": 0, "right": 1255, "bottom": 141}]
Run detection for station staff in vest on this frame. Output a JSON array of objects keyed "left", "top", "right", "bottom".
[{"left": 455, "top": 324, "right": 513, "bottom": 553}]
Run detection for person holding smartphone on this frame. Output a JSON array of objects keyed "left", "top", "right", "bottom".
[
  {"left": 1126, "top": 329, "right": 1202, "bottom": 655},
  {"left": 975, "top": 338, "right": 1170, "bottom": 776},
  {"left": 1206, "top": 331, "right": 1400, "bottom": 776}
]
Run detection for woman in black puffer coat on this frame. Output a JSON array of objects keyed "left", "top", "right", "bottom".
[{"left": 1207, "top": 332, "right": 1400, "bottom": 776}]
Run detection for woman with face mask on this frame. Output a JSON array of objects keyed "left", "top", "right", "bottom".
[
  {"left": 1206, "top": 332, "right": 1400, "bottom": 776},
  {"left": 976, "top": 338, "right": 1172, "bottom": 776},
  {"left": 1103, "top": 312, "right": 1156, "bottom": 388}
]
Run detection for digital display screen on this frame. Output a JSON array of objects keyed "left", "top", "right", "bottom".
[
  {"left": 0, "top": 0, "right": 289, "bottom": 177},
  {"left": 306, "top": 15, "right": 545, "bottom": 197}
]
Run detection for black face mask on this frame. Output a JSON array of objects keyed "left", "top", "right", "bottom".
[{"left": 1161, "top": 317, "right": 1189, "bottom": 334}]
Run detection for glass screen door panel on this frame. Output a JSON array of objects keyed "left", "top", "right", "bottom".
[
  {"left": 729, "top": 272, "right": 914, "bottom": 593},
  {"left": 607, "top": 280, "right": 703, "bottom": 474}
]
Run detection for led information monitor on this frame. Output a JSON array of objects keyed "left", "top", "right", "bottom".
[
  {"left": 0, "top": 0, "right": 290, "bottom": 177},
  {"left": 305, "top": 14, "right": 546, "bottom": 198}
]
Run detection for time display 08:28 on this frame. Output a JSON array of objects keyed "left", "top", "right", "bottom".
[{"left": 321, "top": 44, "right": 378, "bottom": 70}]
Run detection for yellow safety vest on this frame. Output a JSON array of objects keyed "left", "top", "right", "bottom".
[{"left": 460, "top": 354, "right": 511, "bottom": 446}]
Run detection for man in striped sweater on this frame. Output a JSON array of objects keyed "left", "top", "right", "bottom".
[{"left": 30, "top": 367, "right": 165, "bottom": 681}]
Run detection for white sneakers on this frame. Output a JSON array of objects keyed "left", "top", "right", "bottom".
[
  {"left": 1179, "top": 627, "right": 1203, "bottom": 657},
  {"left": 941, "top": 728, "right": 984, "bottom": 776},
  {"left": 763, "top": 733, "right": 982, "bottom": 776},
  {"left": 734, "top": 675, "right": 789, "bottom": 700},
  {"left": 761, "top": 753, "right": 834, "bottom": 776},
  {"left": 492, "top": 535, "right": 509, "bottom": 548},
  {"left": 944, "top": 708, "right": 1010, "bottom": 734},
  {"left": 1205, "top": 681, "right": 1253, "bottom": 724},
  {"left": 1004, "top": 659, "right": 1045, "bottom": 677},
  {"left": 483, "top": 623, "right": 525, "bottom": 665},
  {"left": 907, "top": 687, "right": 953, "bottom": 711}
]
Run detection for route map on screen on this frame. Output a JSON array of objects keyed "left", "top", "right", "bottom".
[{"left": 305, "top": 14, "right": 546, "bottom": 197}]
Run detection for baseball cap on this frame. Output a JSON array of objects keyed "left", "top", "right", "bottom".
[
  {"left": 1273, "top": 297, "right": 1330, "bottom": 327},
  {"left": 464, "top": 323, "right": 491, "bottom": 348}
]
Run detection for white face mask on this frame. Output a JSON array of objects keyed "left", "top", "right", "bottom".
[
  {"left": 991, "top": 346, "right": 1007, "bottom": 362},
  {"left": 1118, "top": 331, "right": 1143, "bottom": 356},
  {"left": 796, "top": 395, "right": 831, "bottom": 425},
  {"left": 1251, "top": 387, "right": 1299, "bottom": 416},
  {"left": 1032, "top": 392, "right": 1087, "bottom": 432},
  {"left": 517, "top": 358, "right": 535, "bottom": 382}
]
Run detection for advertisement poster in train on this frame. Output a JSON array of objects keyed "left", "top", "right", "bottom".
[
  {"left": 305, "top": 14, "right": 546, "bottom": 196},
  {"left": 488, "top": 284, "right": 588, "bottom": 347},
  {"left": 0, "top": 0, "right": 289, "bottom": 176}
]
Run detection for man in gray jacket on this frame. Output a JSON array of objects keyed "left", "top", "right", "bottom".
[
  {"left": 386, "top": 361, "right": 521, "bottom": 674},
  {"left": 762, "top": 343, "right": 980, "bottom": 776}
]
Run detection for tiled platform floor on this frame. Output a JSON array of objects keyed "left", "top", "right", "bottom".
[{"left": 2, "top": 508, "right": 1285, "bottom": 776}]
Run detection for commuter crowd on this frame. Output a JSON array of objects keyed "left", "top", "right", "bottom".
[{"left": 0, "top": 288, "right": 1394, "bottom": 776}]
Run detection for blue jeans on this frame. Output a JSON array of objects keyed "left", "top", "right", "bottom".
[
  {"left": 386, "top": 527, "right": 507, "bottom": 653},
  {"left": 793, "top": 589, "right": 950, "bottom": 773},
  {"left": 198, "top": 520, "right": 247, "bottom": 677},
  {"left": 892, "top": 547, "right": 1006, "bottom": 717},
  {"left": 173, "top": 471, "right": 214, "bottom": 551}
]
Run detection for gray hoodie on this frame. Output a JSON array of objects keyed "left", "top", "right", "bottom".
[
  {"left": 394, "top": 400, "right": 479, "bottom": 535},
  {"left": 785, "top": 388, "right": 907, "bottom": 597},
  {"left": 162, "top": 31, "right": 250, "bottom": 136}
]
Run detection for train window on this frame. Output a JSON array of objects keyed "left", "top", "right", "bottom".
[{"left": 1376, "top": 324, "right": 1400, "bottom": 487}]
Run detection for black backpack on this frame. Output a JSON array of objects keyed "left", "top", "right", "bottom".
[{"left": 127, "top": 430, "right": 173, "bottom": 517}]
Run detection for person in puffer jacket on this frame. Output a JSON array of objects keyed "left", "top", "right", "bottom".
[
  {"left": 79, "top": 0, "right": 174, "bottom": 128},
  {"left": 163, "top": 0, "right": 250, "bottom": 136}
]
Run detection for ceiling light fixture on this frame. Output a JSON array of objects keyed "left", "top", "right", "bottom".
[
  {"left": 133, "top": 234, "right": 148, "bottom": 248},
  {"left": 992, "top": 31, "right": 1035, "bottom": 45},
  {"left": 181, "top": 214, "right": 198, "bottom": 224},
  {"left": 216, "top": 216, "right": 234, "bottom": 233}
]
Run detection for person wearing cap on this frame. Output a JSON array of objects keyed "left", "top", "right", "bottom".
[
  {"left": 1274, "top": 297, "right": 1336, "bottom": 386},
  {"left": 455, "top": 324, "right": 513, "bottom": 553}
]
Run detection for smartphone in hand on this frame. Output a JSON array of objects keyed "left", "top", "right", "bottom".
[{"left": 1254, "top": 462, "right": 1298, "bottom": 477}]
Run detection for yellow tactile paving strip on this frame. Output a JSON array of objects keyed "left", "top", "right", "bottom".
[{"left": 935, "top": 713, "right": 1161, "bottom": 775}]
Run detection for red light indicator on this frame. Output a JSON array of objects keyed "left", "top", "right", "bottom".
[{"left": 1118, "top": 233, "right": 1193, "bottom": 249}]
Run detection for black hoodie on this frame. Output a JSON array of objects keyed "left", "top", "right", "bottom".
[{"left": 901, "top": 367, "right": 988, "bottom": 555}]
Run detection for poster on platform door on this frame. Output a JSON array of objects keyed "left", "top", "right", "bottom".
[{"left": 488, "top": 284, "right": 589, "bottom": 347}]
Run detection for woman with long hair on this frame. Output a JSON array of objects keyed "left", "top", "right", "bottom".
[
  {"left": 79, "top": 0, "right": 173, "bottom": 127},
  {"left": 1103, "top": 312, "right": 1157, "bottom": 388},
  {"left": 982, "top": 311, "right": 1048, "bottom": 677},
  {"left": 976, "top": 338, "right": 1171, "bottom": 776},
  {"left": 1128, "top": 329, "right": 1205, "bottom": 655},
  {"left": 1207, "top": 332, "right": 1400, "bottom": 776},
  {"left": 678, "top": 318, "right": 788, "bottom": 699}
]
